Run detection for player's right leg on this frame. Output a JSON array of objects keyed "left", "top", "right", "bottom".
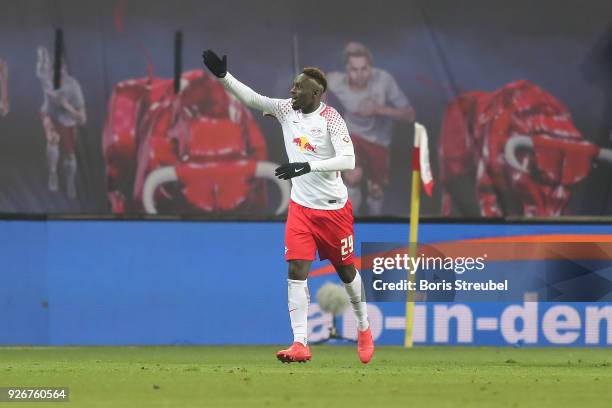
[
  {"left": 41, "top": 111, "right": 60, "bottom": 192},
  {"left": 277, "top": 200, "right": 316, "bottom": 363},
  {"left": 46, "top": 142, "right": 59, "bottom": 192},
  {"left": 277, "top": 260, "right": 312, "bottom": 363},
  {"left": 42, "top": 113, "right": 60, "bottom": 192},
  {"left": 59, "top": 126, "right": 78, "bottom": 199}
]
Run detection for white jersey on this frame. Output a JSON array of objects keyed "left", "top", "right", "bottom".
[{"left": 220, "top": 73, "right": 354, "bottom": 210}]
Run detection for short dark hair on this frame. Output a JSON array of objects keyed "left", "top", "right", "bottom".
[
  {"left": 302, "top": 67, "right": 327, "bottom": 93},
  {"left": 343, "top": 42, "right": 373, "bottom": 64}
]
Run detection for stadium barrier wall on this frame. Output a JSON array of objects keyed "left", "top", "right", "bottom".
[{"left": 1, "top": 220, "right": 611, "bottom": 346}]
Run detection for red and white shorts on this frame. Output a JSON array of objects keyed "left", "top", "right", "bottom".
[
  {"left": 44, "top": 115, "right": 77, "bottom": 155},
  {"left": 285, "top": 199, "right": 355, "bottom": 266},
  {"left": 54, "top": 121, "right": 77, "bottom": 155}
]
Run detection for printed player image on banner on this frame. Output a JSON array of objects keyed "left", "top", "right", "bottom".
[{"left": 0, "top": 0, "right": 611, "bottom": 218}]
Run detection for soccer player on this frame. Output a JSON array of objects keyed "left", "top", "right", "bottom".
[
  {"left": 0, "top": 59, "right": 8, "bottom": 117},
  {"left": 36, "top": 46, "right": 87, "bottom": 198},
  {"left": 202, "top": 49, "right": 374, "bottom": 364},
  {"left": 327, "top": 42, "right": 415, "bottom": 215}
]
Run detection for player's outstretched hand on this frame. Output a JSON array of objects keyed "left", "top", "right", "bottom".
[
  {"left": 275, "top": 162, "right": 311, "bottom": 180},
  {"left": 202, "top": 49, "right": 227, "bottom": 78}
]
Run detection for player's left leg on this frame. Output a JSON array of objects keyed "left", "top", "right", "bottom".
[
  {"left": 59, "top": 125, "right": 78, "bottom": 199},
  {"left": 334, "top": 263, "right": 374, "bottom": 364},
  {"left": 313, "top": 200, "right": 375, "bottom": 363},
  {"left": 42, "top": 114, "right": 60, "bottom": 192},
  {"left": 334, "top": 263, "right": 368, "bottom": 330}
]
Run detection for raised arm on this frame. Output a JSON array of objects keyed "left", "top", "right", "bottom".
[
  {"left": 220, "top": 72, "right": 280, "bottom": 114},
  {"left": 36, "top": 46, "right": 51, "bottom": 80},
  {"left": 202, "top": 49, "right": 280, "bottom": 114}
]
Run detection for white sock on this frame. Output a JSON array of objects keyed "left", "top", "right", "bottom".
[
  {"left": 344, "top": 270, "right": 369, "bottom": 331},
  {"left": 288, "top": 279, "right": 309, "bottom": 345},
  {"left": 347, "top": 186, "right": 362, "bottom": 213},
  {"left": 63, "top": 155, "right": 77, "bottom": 198},
  {"left": 47, "top": 143, "right": 59, "bottom": 174},
  {"left": 366, "top": 196, "right": 383, "bottom": 215}
]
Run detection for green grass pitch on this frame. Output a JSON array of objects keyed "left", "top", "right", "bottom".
[{"left": 0, "top": 346, "right": 611, "bottom": 407}]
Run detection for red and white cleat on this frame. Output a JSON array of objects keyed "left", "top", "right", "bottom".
[
  {"left": 276, "top": 342, "right": 312, "bottom": 363},
  {"left": 357, "top": 327, "right": 375, "bottom": 364}
]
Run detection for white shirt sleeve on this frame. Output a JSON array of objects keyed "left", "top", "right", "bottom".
[
  {"left": 309, "top": 155, "right": 355, "bottom": 172},
  {"left": 326, "top": 107, "right": 355, "bottom": 157},
  {"left": 219, "top": 72, "right": 290, "bottom": 121},
  {"left": 383, "top": 70, "right": 410, "bottom": 109}
]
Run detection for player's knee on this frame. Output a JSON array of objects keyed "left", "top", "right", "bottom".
[
  {"left": 343, "top": 167, "right": 363, "bottom": 187},
  {"left": 368, "top": 182, "right": 384, "bottom": 199},
  {"left": 334, "top": 264, "right": 356, "bottom": 284},
  {"left": 288, "top": 260, "right": 310, "bottom": 280}
]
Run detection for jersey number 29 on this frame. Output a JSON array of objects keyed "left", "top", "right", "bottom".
[{"left": 340, "top": 235, "right": 354, "bottom": 256}]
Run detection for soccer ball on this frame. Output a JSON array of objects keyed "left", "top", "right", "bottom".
[{"left": 315, "top": 282, "right": 349, "bottom": 316}]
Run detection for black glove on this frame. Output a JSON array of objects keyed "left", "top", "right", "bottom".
[
  {"left": 201, "top": 49, "right": 227, "bottom": 78},
  {"left": 275, "top": 162, "right": 311, "bottom": 180}
]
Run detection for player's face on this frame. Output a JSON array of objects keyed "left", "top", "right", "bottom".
[
  {"left": 290, "top": 74, "right": 318, "bottom": 111},
  {"left": 346, "top": 56, "right": 371, "bottom": 89}
]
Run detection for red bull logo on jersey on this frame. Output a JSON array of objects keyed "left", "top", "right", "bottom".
[{"left": 293, "top": 136, "right": 317, "bottom": 152}]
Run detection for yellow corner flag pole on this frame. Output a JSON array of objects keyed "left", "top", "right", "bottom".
[{"left": 404, "top": 124, "right": 422, "bottom": 348}]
